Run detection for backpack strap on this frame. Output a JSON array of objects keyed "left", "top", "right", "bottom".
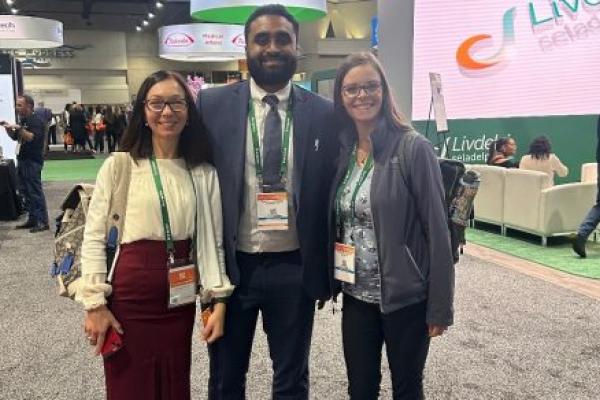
[
  {"left": 396, "top": 130, "right": 419, "bottom": 192},
  {"left": 106, "top": 152, "right": 131, "bottom": 241},
  {"left": 105, "top": 152, "right": 132, "bottom": 280}
]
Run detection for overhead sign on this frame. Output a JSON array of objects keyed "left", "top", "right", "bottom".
[
  {"left": 159, "top": 24, "right": 246, "bottom": 62},
  {"left": 190, "top": 0, "right": 327, "bottom": 24},
  {"left": 0, "top": 15, "right": 63, "bottom": 49}
]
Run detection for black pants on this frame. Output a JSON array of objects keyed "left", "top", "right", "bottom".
[
  {"left": 94, "top": 131, "right": 105, "bottom": 152},
  {"left": 208, "top": 250, "right": 315, "bottom": 400},
  {"left": 342, "top": 294, "right": 430, "bottom": 400},
  {"left": 48, "top": 125, "right": 57, "bottom": 145},
  {"left": 106, "top": 129, "right": 116, "bottom": 152}
]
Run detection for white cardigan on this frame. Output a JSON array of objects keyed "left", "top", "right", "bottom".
[{"left": 80, "top": 155, "right": 234, "bottom": 310}]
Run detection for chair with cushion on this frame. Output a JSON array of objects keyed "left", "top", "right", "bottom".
[
  {"left": 468, "top": 164, "right": 506, "bottom": 233},
  {"left": 503, "top": 168, "right": 597, "bottom": 245},
  {"left": 581, "top": 163, "right": 597, "bottom": 183}
]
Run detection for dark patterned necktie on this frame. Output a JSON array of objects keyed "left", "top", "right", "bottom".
[{"left": 262, "top": 94, "right": 283, "bottom": 191}]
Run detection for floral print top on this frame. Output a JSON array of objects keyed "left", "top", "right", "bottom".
[{"left": 338, "top": 162, "right": 381, "bottom": 304}]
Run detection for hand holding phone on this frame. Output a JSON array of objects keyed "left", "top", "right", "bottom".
[{"left": 101, "top": 327, "right": 124, "bottom": 359}]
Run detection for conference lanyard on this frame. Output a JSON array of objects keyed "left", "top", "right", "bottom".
[
  {"left": 248, "top": 98, "right": 293, "bottom": 188},
  {"left": 335, "top": 145, "right": 374, "bottom": 240},
  {"left": 150, "top": 156, "right": 185, "bottom": 265}
]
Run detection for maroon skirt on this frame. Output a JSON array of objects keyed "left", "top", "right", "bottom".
[{"left": 104, "top": 240, "right": 196, "bottom": 400}]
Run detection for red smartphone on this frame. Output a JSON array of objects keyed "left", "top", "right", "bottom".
[{"left": 101, "top": 327, "right": 124, "bottom": 359}]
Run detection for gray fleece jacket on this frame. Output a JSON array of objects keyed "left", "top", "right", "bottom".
[{"left": 329, "top": 123, "right": 455, "bottom": 327}]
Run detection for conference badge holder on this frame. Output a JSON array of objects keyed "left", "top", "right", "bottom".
[
  {"left": 334, "top": 242, "right": 356, "bottom": 284},
  {"left": 257, "top": 192, "right": 289, "bottom": 231},
  {"left": 168, "top": 256, "right": 197, "bottom": 309}
]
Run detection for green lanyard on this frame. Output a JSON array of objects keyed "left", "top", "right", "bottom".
[
  {"left": 248, "top": 97, "right": 293, "bottom": 188},
  {"left": 149, "top": 156, "right": 183, "bottom": 264},
  {"left": 335, "top": 145, "right": 374, "bottom": 240}
]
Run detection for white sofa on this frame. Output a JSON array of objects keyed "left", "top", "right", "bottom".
[
  {"left": 581, "top": 162, "right": 597, "bottom": 183},
  {"left": 467, "top": 165, "right": 597, "bottom": 245},
  {"left": 468, "top": 164, "right": 506, "bottom": 233}
]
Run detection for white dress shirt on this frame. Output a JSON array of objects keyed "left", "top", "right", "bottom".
[{"left": 236, "top": 78, "right": 299, "bottom": 253}]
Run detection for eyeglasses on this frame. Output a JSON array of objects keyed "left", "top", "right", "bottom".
[
  {"left": 342, "top": 81, "right": 382, "bottom": 98},
  {"left": 144, "top": 98, "right": 188, "bottom": 113}
]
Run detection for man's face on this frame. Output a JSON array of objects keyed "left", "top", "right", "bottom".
[
  {"left": 16, "top": 97, "right": 31, "bottom": 117},
  {"left": 246, "top": 15, "right": 298, "bottom": 88}
]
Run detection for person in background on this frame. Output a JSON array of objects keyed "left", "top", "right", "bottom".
[
  {"left": 48, "top": 114, "right": 57, "bottom": 146},
  {"left": 114, "top": 106, "right": 128, "bottom": 151},
  {"left": 573, "top": 115, "right": 600, "bottom": 258},
  {"left": 104, "top": 106, "right": 117, "bottom": 153},
  {"left": 82, "top": 70, "right": 233, "bottom": 399},
  {"left": 519, "top": 135, "right": 568, "bottom": 188},
  {"left": 197, "top": 5, "right": 338, "bottom": 399},
  {"left": 93, "top": 106, "right": 106, "bottom": 153},
  {"left": 83, "top": 105, "right": 95, "bottom": 151},
  {"left": 486, "top": 137, "right": 519, "bottom": 168},
  {"left": 62, "top": 103, "right": 74, "bottom": 152},
  {"left": 329, "top": 51, "right": 454, "bottom": 400},
  {"left": 2, "top": 95, "right": 50, "bottom": 232},
  {"left": 70, "top": 104, "right": 88, "bottom": 152}
]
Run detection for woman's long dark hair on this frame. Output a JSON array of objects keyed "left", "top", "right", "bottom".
[
  {"left": 527, "top": 136, "right": 551, "bottom": 160},
  {"left": 486, "top": 137, "right": 510, "bottom": 164},
  {"left": 120, "top": 70, "right": 212, "bottom": 167},
  {"left": 333, "top": 52, "right": 412, "bottom": 137}
]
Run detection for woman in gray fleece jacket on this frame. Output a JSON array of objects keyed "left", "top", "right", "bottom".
[{"left": 329, "top": 52, "right": 455, "bottom": 400}]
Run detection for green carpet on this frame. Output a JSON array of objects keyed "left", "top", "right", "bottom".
[
  {"left": 42, "top": 158, "right": 106, "bottom": 182},
  {"left": 466, "top": 228, "right": 600, "bottom": 279}
]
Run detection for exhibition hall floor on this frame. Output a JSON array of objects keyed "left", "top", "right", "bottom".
[{"left": 1, "top": 181, "right": 599, "bottom": 399}]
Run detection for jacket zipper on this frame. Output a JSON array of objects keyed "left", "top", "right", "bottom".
[{"left": 370, "top": 160, "right": 386, "bottom": 314}]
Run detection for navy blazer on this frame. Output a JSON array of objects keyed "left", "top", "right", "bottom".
[{"left": 197, "top": 81, "right": 339, "bottom": 301}]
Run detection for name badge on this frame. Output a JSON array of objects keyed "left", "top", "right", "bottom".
[
  {"left": 334, "top": 242, "right": 356, "bottom": 284},
  {"left": 168, "top": 263, "right": 197, "bottom": 308},
  {"left": 256, "top": 192, "right": 289, "bottom": 231}
]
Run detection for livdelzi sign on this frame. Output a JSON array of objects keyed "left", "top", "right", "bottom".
[
  {"left": 413, "top": 115, "right": 598, "bottom": 184},
  {"left": 159, "top": 23, "right": 245, "bottom": 61}
]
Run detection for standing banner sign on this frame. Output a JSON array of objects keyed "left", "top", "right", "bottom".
[
  {"left": 429, "top": 72, "right": 448, "bottom": 133},
  {"left": 0, "top": 54, "right": 16, "bottom": 160}
]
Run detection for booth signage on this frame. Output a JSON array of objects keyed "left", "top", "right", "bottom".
[
  {"left": 159, "top": 24, "right": 246, "bottom": 62},
  {"left": 0, "top": 16, "right": 63, "bottom": 49}
]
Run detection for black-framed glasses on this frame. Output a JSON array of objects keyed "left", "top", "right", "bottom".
[
  {"left": 342, "top": 81, "right": 382, "bottom": 98},
  {"left": 144, "top": 98, "right": 188, "bottom": 113}
]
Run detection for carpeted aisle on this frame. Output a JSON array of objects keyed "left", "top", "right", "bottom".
[
  {"left": 1, "top": 182, "right": 599, "bottom": 399},
  {"left": 42, "top": 157, "right": 107, "bottom": 182}
]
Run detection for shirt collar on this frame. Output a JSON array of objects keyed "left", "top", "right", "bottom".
[{"left": 250, "top": 78, "right": 292, "bottom": 106}]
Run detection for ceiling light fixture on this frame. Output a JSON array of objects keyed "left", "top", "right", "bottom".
[
  {"left": 6, "top": 0, "right": 14, "bottom": 5},
  {"left": 10, "top": 7, "right": 18, "bottom": 14},
  {"left": 156, "top": 1, "right": 163, "bottom": 9},
  {"left": 136, "top": 25, "right": 142, "bottom": 32},
  {"left": 142, "top": 19, "right": 149, "bottom": 26},
  {"left": 148, "top": 12, "right": 155, "bottom": 19}
]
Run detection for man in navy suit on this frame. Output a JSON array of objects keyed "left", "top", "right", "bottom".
[{"left": 197, "top": 5, "right": 338, "bottom": 399}]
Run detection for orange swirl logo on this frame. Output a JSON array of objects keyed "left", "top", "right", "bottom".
[{"left": 456, "top": 7, "right": 517, "bottom": 70}]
